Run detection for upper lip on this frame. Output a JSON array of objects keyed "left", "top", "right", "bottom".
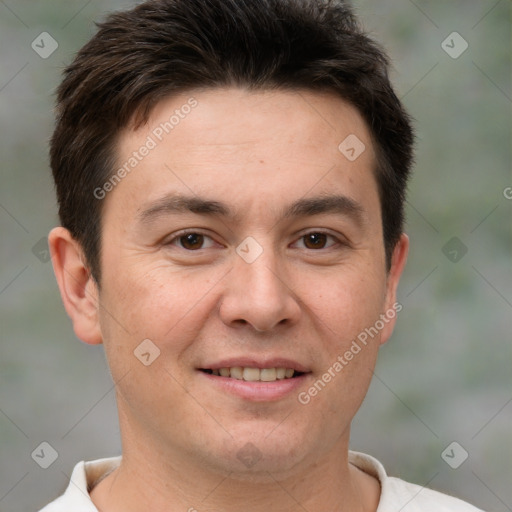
[{"left": 199, "top": 357, "right": 310, "bottom": 373}]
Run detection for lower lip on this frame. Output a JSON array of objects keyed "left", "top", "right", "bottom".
[{"left": 198, "top": 371, "right": 309, "bottom": 402}]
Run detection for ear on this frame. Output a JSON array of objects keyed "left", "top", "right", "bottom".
[
  {"left": 379, "top": 233, "right": 409, "bottom": 346},
  {"left": 48, "top": 227, "right": 103, "bottom": 345}
]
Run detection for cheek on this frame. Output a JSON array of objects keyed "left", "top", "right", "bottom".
[
  {"left": 296, "top": 263, "right": 387, "bottom": 413},
  {"left": 96, "top": 268, "right": 213, "bottom": 418},
  {"left": 301, "top": 264, "right": 387, "bottom": 345},
  {"left": 101, "top": 266, "right": 198, "bottom": 333},
  {"left": 97, "top": 264, "right": 226, "bottom": 373}
]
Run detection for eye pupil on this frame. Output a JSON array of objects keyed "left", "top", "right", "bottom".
[
  {"left": 176, "top": 232, "right": 332, "bottom": 251},
  {"left": 304, "top": 233, "right": 327, "bottom": 249},
  {"left": 181, "top": 233, "right": 204, "bottom": 250}
]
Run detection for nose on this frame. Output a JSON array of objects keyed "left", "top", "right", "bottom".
[{"left": 218, "top": 245, "right": 301, "bottom": 332}]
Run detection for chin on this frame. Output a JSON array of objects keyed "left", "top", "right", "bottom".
[{"left": 199, "top": 425, "right": 315, "bottom": 479}]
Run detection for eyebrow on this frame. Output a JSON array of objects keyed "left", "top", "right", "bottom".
[{"left": 137, "top": 192, "right": 366, "bottom": 226}]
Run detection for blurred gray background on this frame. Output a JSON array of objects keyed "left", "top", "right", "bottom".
[{"left": 0, "top": 1, "right": 510, "bottom": 511}]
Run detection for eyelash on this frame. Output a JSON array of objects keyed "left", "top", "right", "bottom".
[{"left": 165, "top": 229, "right": 344, "bottom": 251}]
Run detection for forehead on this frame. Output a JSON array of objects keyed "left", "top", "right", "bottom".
[
  {"left": 136, "top": 87, "right": 372, "bottom": 151},
  {"left": 111, "top": 87, "right": 379, "bottom": 222}
]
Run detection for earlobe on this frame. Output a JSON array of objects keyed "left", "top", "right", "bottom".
[
  {"left": 379, "top": 233, "right": 409, "bottom": 346},
  {"left": 48, "top": 227, "right": 103, "bottom": 345}
]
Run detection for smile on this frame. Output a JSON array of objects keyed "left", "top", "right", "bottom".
[{"left": 201, "top": 367, "right": 303, "bottom": 381}]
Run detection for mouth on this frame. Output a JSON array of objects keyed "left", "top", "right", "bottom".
[
  {"left": 199, "top": 367, "right": 305, "bottom": 382},
  {"left": 197, "top": 360, "right": 310, "bottom": 401}
]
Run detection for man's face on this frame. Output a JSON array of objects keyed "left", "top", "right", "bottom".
[{"left": 93, "top": 88, "right": 406, "bottom": 475}]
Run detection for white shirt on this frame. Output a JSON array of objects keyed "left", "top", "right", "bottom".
[{"left": 38, "top": 451, "right": 484, "bottom": 511}]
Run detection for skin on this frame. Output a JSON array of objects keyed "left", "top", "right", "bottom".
[{"left": 49, "top": 88, "right": 408, "bottom": 512}]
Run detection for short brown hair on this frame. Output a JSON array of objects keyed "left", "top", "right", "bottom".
[{"left": 50, "top": 0, "right": 414, "bottom": 283}]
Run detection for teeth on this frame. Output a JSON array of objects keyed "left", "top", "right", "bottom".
[
  {"left": 243, "top": 367, "right": 260, "bottom": 381},
  {"left": 260, "top": 368, "right": 276, "bottom": 381},
  {"left": 230, "top": 366, "right": 243, "bottom": 380},
  {"left": 209, "top": 367, "right": 298, "bottom": 381}
]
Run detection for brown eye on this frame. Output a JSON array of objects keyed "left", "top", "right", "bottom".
[
  {"left": 303, "top": 232, "right": 328, "bottom": 249},
  {"left": 179, "top": 233, "right": 205, "bottom": 250},
  {"left": 166, "top": 231, "right": 217, "bottom": 251}
]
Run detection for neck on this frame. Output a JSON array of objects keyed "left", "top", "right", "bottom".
[{"left": 90, "top": 412, "right": 380, "bottom": 512}]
